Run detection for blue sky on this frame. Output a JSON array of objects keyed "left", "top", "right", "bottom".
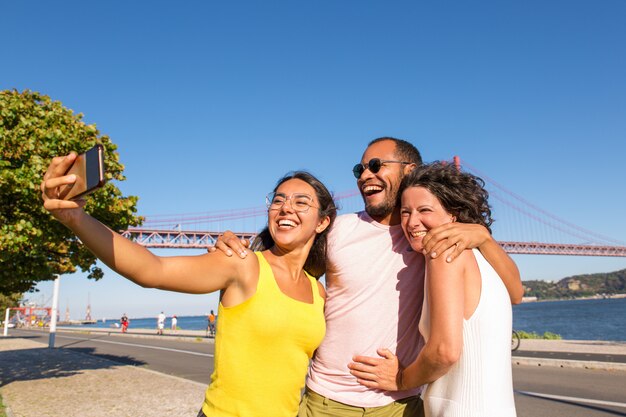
[{"left": 3, "top": 1, "right": 625, "bottom": 319}]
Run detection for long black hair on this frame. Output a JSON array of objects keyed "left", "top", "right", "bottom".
[{"left": 251, "top": 171, "right": 337, "bottom": 278}]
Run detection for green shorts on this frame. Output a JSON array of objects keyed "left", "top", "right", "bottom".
[{"left": 298, "top": 388, "right": 424, "bottom": 417}]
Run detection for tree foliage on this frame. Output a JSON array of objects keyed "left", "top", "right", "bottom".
[
  {"left": 0, "top": 90, "right": 142, "bottom": 294},
  {"left": 0, "top": 293, "right": 23, "bottom": 316},
  {"left": 523, "top": 268, "right": 626, "bottom": 299}
]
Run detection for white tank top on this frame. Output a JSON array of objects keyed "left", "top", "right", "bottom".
[{"left": 419, "top": 249, "right": 517, "bottom": 417}]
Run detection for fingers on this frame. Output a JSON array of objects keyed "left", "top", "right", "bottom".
[
  {"left": 351, "top": 366, "right": 384, "bottom": 388},
  {"left": 225, "top": 236, "right": 249, "bottom": 258},
  {"left": 446, "top": 238, "right": 470, "bottom": 262},
  {"left": 43, "top": 198, "right": 85, "bottom": 211},
  {"left": 354, "top": 377, "right": 380, "bottom": 389},
  {"left": 43, "top": 174, "right": 77, "bottom": 192},
  {"left": 422, "top": 223, "right": 450, "bottom": 252},
  {"left": 376, "top": 348, "right": 396, "bottom": 360},
  {"left": 423, "top": 224, "right": 462, "bottom": 262},
  {"left": 351, "top": 355, "right": 381, "bottom": 366},
  {"left": 41, "top": 153, "right": 78, "bottom": 202},
  {"left": 213, "top": 240, "right": 234, "bottom": 256},
  {"left": 41, "top": 174, "right": 77, "bottom": 203},
  {"left": 427, "top": 240, "right": 461, "bottom": 263},
  {"left": 348, "top": 360, "right": 396, "bottom": 390},
  {"left": 43, "top": 153, "right": 76, "bottom": 182},
  {"left": 212, "top": 231, "right": 249, "bottom": 258},
  {"left": 347, "top": 363, "right": 377, "bottom": 382}
]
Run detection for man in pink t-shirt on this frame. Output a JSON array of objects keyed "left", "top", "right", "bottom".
[{"left": 214, "top": 137, "right": 521, "bottom": 416}]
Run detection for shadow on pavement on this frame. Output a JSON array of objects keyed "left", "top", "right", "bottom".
[
  {"left": 67, "top": 347, "right": 146, "bottom": 366},
  {"left": 0, "top": 346, "right": 146, "bottom": 387},
  {"left": 2, "top": 335, "right": 41, "bottom": 340}
]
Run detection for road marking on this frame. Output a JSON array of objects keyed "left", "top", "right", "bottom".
[
  {"left": 52, "top": 333, "right": 214, "bottom": 358},
  {"left": 517, "top": 390, "right": 626, "bottom": 409}
]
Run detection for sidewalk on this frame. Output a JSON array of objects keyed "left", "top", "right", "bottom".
[
  {"left": 55, "top": 325, "right": 214, "bottom": 340},
  {"left": 512, "top": 339, "right": 626, "bottom": 371},
  {"left": 1, "top": 334, "right": 625, "bottom": 417},
  {"left": 0, "top": 337, "right": 206, "bottom": 417}
]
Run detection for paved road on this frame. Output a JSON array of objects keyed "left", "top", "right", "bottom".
[
  {"left": 13, "top": 328, "right": 216, "bottom": 384},
  {"left": 513, "top": 348, "right": 626, "bottom": 364},
  {"left": 11, "top": 329, "right": 626, "bottom": 416}
]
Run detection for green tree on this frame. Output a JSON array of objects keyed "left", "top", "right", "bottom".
[
  {"left": 0, "top": 293, "right": 23, "bottom": 317},
  {"left": 0, "top": 90, "right": 142, "bottom": 294}
]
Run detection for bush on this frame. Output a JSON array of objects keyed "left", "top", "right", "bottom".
[{"left": 517, "top": 330, "right": 562, "bottom": 340}]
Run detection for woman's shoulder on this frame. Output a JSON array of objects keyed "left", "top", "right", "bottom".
[
  {"left": 427, "top": 246, "right": 474, "bottom": 271},
  {"left": 201, "top": 249, "right": 261, "bottom": 282}
]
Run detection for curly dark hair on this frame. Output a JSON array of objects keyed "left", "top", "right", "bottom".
[
  {"left": 251, "top": 171, "right": 337, "bottom": 278},
  {"left": 399, "top": 162, "right": 493, "bottom": 233}
]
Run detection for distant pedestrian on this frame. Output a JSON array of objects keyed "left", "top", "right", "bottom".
[
  {"left": 157, "top": 311, "right": 166, "bottom": 335},
  {"left": 171, "top": 315, "right": 178, "bottom": 332},
  {"left": 207, "top": 310, "right": 216, "bottom": 337},
  {"left": 120, "top": 313, "right": 129, "bottom": 333}
]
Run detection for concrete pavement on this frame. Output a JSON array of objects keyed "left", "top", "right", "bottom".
[{"left": 1, "top": 329, "right": 625, "bottom": 417}]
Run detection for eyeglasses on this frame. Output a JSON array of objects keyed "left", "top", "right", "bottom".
[
  {"left": 266, "top": 192, "right": 318, "bottom": 213},
  {"left": 352, "top": 158, "right": 412, "bottom": 179}
]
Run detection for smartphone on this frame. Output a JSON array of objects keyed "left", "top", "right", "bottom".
[{"left": 58, "top": 144, "right": 106, "bottom": 200}]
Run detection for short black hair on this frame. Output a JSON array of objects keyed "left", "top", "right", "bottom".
[{"left": 368, "top": 137, "right": 423, "bottom": 165}]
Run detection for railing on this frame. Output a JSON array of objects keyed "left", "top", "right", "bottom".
[
  {"left": 121, "top": 229, "right": 255, "bottom": 249},
  {"left": 499, "top": 241, "right": 626, "bottom": 257},
  {"left": 121, "top": 229, "right": 626, "bottom": 256}
]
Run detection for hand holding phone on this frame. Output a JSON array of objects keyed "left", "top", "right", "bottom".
[{"left": 58, "top": 144, "right": 106, "bottom": 200}]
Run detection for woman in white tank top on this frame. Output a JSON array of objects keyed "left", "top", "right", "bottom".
[{"left": 351, "top": 162, "right": 520, "bottom": 417}]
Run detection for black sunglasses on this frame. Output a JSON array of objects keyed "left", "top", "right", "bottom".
[{"left": 352, "top": 158, "right": 411, "bottom": 179}]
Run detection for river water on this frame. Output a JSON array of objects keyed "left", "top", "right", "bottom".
[
  {"left": 512, "top": 297, "right": 626, "bottom": 341},
  {"left": 85, "top": 297, "right": 626, "bottom": 342}
]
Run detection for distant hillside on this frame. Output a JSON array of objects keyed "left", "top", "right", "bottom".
[{"left": 523, "top": 268, "right": 626, "bottom": 300}]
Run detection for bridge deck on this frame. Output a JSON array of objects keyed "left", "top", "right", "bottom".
[{"left": 121, "top": 229, "right": 626, "bottom": 256}]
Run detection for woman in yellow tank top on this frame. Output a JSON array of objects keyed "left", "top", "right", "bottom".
[{"left": 41, "top": 156, "right": 337, "bottom": 417}]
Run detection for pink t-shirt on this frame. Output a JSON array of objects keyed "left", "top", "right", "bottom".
[{"left": 306, "top": 212, "right": 425, "bottom": 407}]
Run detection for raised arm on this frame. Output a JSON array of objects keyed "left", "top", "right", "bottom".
[
  {"left": 422, "top": 223, "right": 523, "bottom": 304},
  {"left": 475, "top": 234, "right": 523, "bottom": 304},
  {"left": 41, "top": 153, "right": 250, "bottom": 294}
]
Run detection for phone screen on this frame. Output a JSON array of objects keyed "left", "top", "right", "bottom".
[
  {"left": 85, "top": 145, "right": 104, "bottom": 189},
  {"left": 59, "top": 144, "right": 106, "bottom": 200}
]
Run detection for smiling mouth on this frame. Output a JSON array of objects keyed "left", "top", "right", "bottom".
[
  {"left": 278, "top": 219, "right": 297, "bottom": 228},
  {"left": 410, "top": 231, "right": 427, "bottom": 238},
  {"left": 361, "top": 184, "right": 384, "bottom": 196}
]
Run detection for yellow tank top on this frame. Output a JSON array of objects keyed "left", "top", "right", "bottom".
[{"left": 201, "top": 251, "right": 326, "bottom": 416}]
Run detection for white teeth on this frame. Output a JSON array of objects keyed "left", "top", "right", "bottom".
[
  {"left": 278, "top": 219, "right": 296, "bottom": 227},
  {"left": 363, "top": 185, "right": 383, "bottom": 194},
  {"left": 411, "top": 231, "right": 426, "bottom": 238}
]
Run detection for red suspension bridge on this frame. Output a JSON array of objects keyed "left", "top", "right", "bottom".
[{"left": 120, "top": 160, "right": 626, "bottom": 258}]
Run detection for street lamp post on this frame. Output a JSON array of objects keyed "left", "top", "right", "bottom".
[{"left": 48, "top": 275, "right": 60, "bottom": 348}]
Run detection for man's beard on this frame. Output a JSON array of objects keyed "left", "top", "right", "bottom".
[{"left": 364, "top": 191, "right": 396, "bottom": 219}]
